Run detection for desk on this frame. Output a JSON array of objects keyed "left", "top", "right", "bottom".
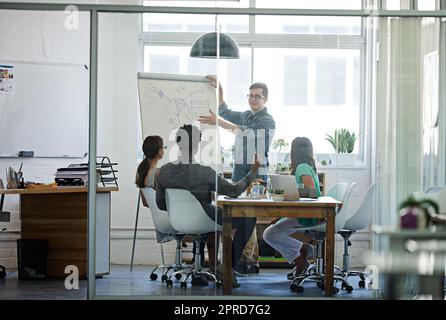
[
  {"left": 0, "top": 186, "right": 118, "bottom": 278},
  {"left": 218, "top": 196, "right": 340, "bottom": 296}
]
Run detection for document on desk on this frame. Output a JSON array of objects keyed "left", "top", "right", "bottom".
[{"left": 223, "top": 196, "right": 269, "bottom": 201}]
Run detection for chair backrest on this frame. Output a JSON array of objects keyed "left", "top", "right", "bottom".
[
  {"left": 334, "top": 182, "right": 356, "bottom": 231},
  {"left": 310, "top": 182, "right": 356, "bottom": 233},
  {"left": 165, "top": 188, "right": 221, "bottom": 235},
  {"left": 343, "top": 183, "right": 378, "bottom": 231},
  {"left": 326, "top": 182, "right": 350, "bottom": 202},
  {"left": 140, "top": 187, "right": 176, "bottom": 235}
]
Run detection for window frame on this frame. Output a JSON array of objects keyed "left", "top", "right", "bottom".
[{"left": 138, "top": 1, "right": 371, "bottom": 166}]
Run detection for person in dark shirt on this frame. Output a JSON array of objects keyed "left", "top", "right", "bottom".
[{"left": 156, "top": 124, "right": 259, "bottom": 287}]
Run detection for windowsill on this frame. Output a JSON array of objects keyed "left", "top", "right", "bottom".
[{"left": 317, "top": 163, "right": 368, "bottom": 170}]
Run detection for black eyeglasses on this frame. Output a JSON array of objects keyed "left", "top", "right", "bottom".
[
  {"left": 247, "top": 94, "right": 265, "bottom": 101},
  {"left": 161, "top": 146, "right": 168, "bottom": 150}
]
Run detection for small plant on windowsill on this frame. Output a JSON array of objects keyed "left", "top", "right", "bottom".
[
  {"left": 274, "top": 162, "right": 290, "bottom": 174},
  {"left": 271, "top": 138, "right": 290, "bottom": 174},
  {"left": 325, "top": 129, "right": 358, "bottom": 165}
]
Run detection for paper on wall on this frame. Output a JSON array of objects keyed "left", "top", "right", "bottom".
[{"left": 0, "top": 64, "right": 15, "bottom": 94}]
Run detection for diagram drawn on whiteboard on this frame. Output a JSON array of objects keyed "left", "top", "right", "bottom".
[{"left": 144, "top": 84, "right": 210, "bottom": 129}]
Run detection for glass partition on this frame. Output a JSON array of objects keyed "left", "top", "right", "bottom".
[
  {"left": 0, "top": 8, "right": 91, "bottom": 299},
  {"left": 2, "top": 1, "right": 444, "bottom": 301}
]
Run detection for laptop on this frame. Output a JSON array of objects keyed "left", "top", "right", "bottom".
[
  {"left": 269, "top": 174, "right": 300, "bottom": 197},
  {"left": 269, "top": 174, "right": 318, "bottom": 199}
]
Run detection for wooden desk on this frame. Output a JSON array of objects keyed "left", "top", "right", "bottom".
[
  {"left": 218, "top": 196, "right": 340, "bottom": 297},
  {"left": 0, "top": 186, "right": 118, "bottom": 278}
]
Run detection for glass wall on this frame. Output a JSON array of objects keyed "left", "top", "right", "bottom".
[
  {"left": 1, "top": 0, "right": 444, "bottom": 301},
  {"left": 0, "top": 7, "right": 91, "bottom": 299},
  {"left": 93, "top": 5, "right": 368, "bottom": 298}
]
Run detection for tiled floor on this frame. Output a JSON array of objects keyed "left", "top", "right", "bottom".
[{"left": 0, "top": 265, "right": 379, "bottom": 300}]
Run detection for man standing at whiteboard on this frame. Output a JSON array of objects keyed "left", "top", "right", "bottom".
[
  {"left": 199, "top": 75, "right": 275, "bottom": 275},
  {"left": 199, "top": 75, "right": 275, "bottom": 183}
]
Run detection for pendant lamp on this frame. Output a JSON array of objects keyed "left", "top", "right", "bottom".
[{"left": 190, "top": 32, "right": 240, "bottom": 59}]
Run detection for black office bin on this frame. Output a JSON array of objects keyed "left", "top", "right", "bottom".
[{"left": 16, "top": 239, "right": 49, "bottom": 280}]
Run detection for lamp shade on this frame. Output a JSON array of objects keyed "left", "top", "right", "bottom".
[{"left": 190, "top": 32, "right": 240, "bottom": 59}]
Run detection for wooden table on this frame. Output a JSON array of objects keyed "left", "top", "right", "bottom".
[
  {"left": 218, "top": 196, "right": 340, "bottom": 297},
  {"left": 0, "top": 186, "right": 118, "bottom": 278}
]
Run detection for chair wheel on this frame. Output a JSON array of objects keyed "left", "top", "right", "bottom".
[
  {"left": 180, "top": 282, "right": 187, "bottom": 289},
  {"left": 166, "top": 279, "right": 173, "bottom": 287},
  {"left": 149, "top": 273, "right": 158, "bottom": 281},
  {"left": 290, "top": 284, "right": 304, "bottom": 293},
  {"left": 316, "top": 281, "right": 325, "bottom": 290},
  {"left": 344, "top": 284, "right": 353, "bottom": 293},
  {"left": 161, "top": 274, "right": 168, "bottom": 282},
  {"left": 358, "top": 280, "right": 366, "bottom": 288},
  {"left": 175, "top": 273, "right": 182, "bottom": 280}
]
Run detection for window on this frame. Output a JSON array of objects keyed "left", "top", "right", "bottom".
[
  {"left": 316, "top": 57, "right": 346, "bottom": 105},
  {"left": 283, "top": 56, "right": 308, "bottom": 106},
  {"left": 256, "top": 16, "right": 362, "bottom": 35},
  {"left": 385, "top": 0, "right": 401, "bottom": 10},
  {"left": 255, "top": 0, "right": 361, "bottom": 9},
  {"left": 140, "top": 3, "right": 366, "bottom": 160},
  {"left": 143, "top": 13, "right": 248, "bottom": 33},
  {"left": 148, "top": 54, "right": 180, "bottom": 74},
  {"left": 254, "top": 48, "right": 360, "bottom": 154},
  {"left": 418, "top": 0, "right": 436, "bottom": 10}
]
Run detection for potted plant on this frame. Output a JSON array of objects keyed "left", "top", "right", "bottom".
[
  {"left": 398, "top": 196, "right": 439, "bottom": 229},
  {"left": 271, "top": 138, "right": 289, "bottom": 174},
  {"left": 325, "top": 129, "right": 358, "bottom": 166},
  {"left": 399, "top": 195, "right": 446, "bottom": 229}
]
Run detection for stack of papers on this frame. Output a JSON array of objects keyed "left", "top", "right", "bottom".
[{"left": 55, "top": 166, "right": 90, "bottom": 186}]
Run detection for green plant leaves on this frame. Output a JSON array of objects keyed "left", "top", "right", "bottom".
[{"left": 325, "top": 129, "right": 358, "bottom": 153}]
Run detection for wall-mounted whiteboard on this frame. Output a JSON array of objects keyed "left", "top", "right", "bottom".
[
  {"left": 0, "top": 62, "right": 88, "bottom": 157},
  {"left": 137, "top": 73, "right": 216, "bottom": 158}
]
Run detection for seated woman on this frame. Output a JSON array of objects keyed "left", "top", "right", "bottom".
[
  {"left": 136, "top": 136, "right": 173, "bottom": 244},
  {"left": 263, "top": 137, "right": 321, "bottom": 276},
  {"left": 135, "top": 135, "right": 165, "bottom": 189}
]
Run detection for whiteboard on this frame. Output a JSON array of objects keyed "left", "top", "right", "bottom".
[
  {"left": 137, "top": 73, "right": 217, "bottom": 163},
  {"left": 0, "top": 62, "right": 88, "bottom": 157}
]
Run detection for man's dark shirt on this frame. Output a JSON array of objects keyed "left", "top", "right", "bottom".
[{"left": 156, "top": 160, "right": 254, "bottom": 222}]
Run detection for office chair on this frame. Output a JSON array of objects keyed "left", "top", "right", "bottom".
[
  {"left": 131, "top": 187, "right": 189, "bottom": 282},
  {"left": 0, "top": 195, "right": 10, "bottom": 279},
  {"left": 290, "top": 182, "right": 356, "bottom": 294},
  {"left": 337, "top": 183, "right": 377, "bottom": 289},
  {"left": 287, "top": 182, "right": 350, "bottom": 280},
  {"left": 165, "top": 188, "right": 220, "bottom": 289}
]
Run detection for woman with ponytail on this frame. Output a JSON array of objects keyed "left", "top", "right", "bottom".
[{"left": 135, "top": 135, "right": 166, "bottom": 188}]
